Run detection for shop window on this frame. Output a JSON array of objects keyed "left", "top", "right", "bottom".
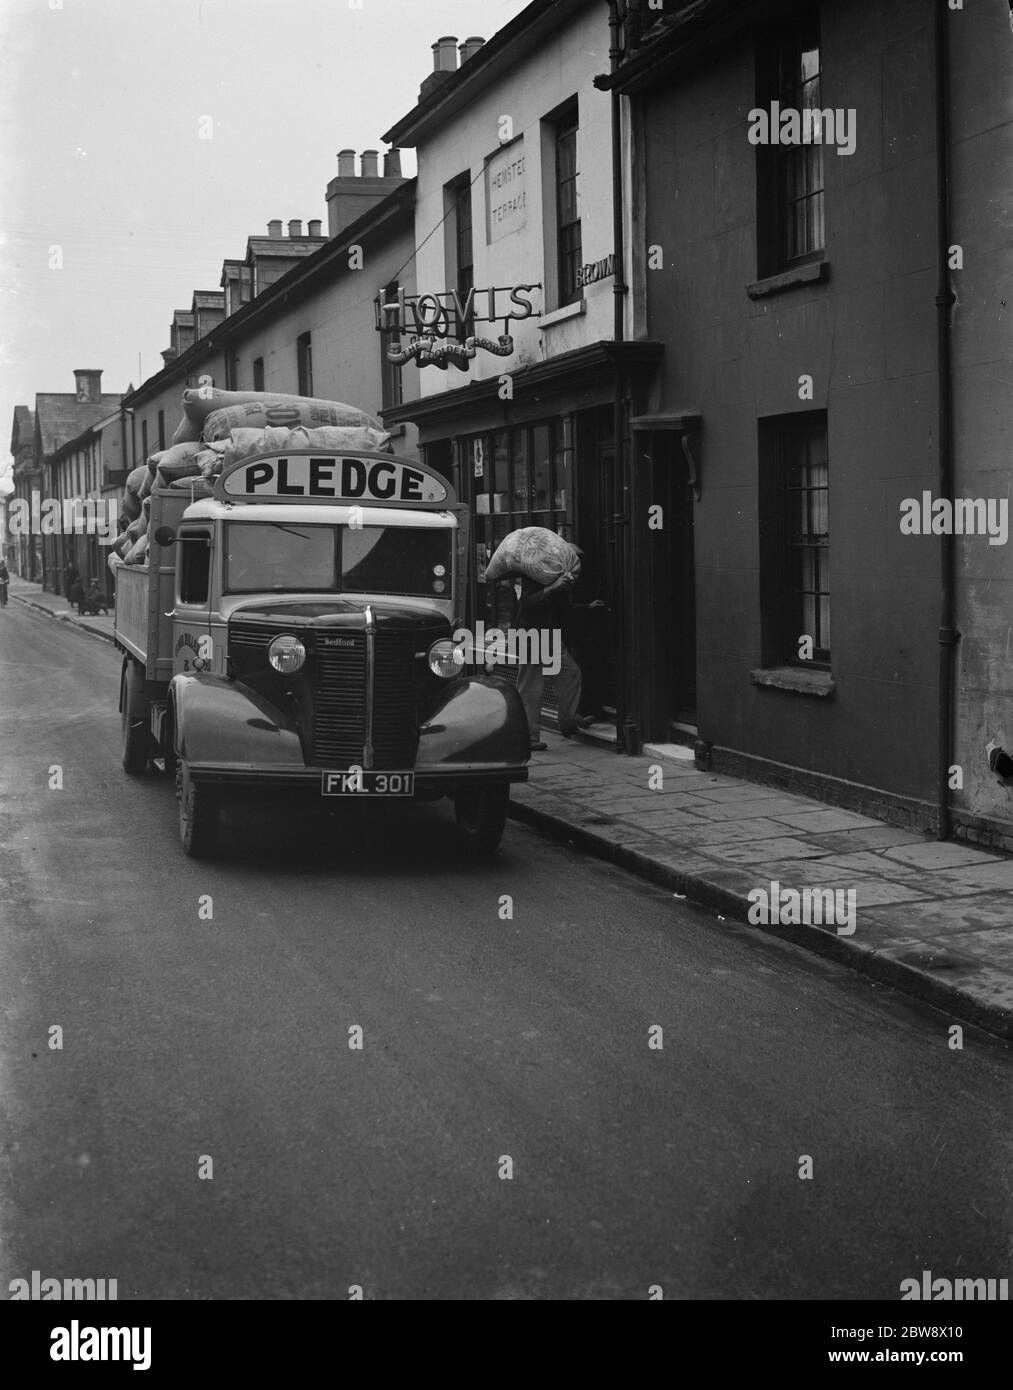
[
  {"left": 469, "top": 420, "right": 569, "bottom": 625},
  {"left": 759, "top": 412, "right": 830, "bottom": 667}
]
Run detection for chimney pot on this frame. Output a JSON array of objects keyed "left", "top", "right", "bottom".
[
  {"left": 267, "top": 219, "right": 283, "bottom": 238},
  {"left": 459, "top": 36, "right": 484, "bottom": 64},
  {"left": 337, "top": 148, "right": 356, "bottom": 177},
  {"left": 434, "top": 36, "right": 459, "bottom": 72},
  {"left": 383, "top": 148, "right": 403, "bottom": 178},
  {"left": 288, "top": 219, "right": 303, "bottom": 238},
  {"left": 307, "top": 218, "right": 323, "bottom": 237},
  {"left": 360, "top": 149, "right": 379, "bottom": 179}
]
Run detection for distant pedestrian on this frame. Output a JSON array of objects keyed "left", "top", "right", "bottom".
[
  {"left": 69, "top": 573, "right": 86, "bottom": 614},
  {"left": 62, "top": 561, "right": 80, "bottom": 606},
  {"left": 0, "top": 556, "right": 9, "bottom": 608}
]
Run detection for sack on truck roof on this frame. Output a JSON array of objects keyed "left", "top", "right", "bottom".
[
  {"left": 170, "top": 389, "right": 382, "bottom": 447},
  {"left": 219, "top": 423, "right": 392, "bottom": 466}
]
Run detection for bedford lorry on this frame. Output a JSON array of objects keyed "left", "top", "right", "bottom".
[{"left": 114, "top": 446, "right": 529, "bottom": 858}]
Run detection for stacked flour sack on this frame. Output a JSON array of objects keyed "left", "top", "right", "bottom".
[
  {"left": 483, "top": 526, "right": 581, "bottom": 587},
  {"left": 109, "top": 390, "right": 391, "bottom": 570}
]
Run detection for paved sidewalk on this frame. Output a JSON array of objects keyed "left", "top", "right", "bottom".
[
  {"left": 11, "top": 574, "right": 1011, "bottom": 1040},
  {"left": 7, "top": 577, "right": 116, "bottom": 645},
  {"left": 511, "top": 734, "right": 1013, "bottom": 1042}
]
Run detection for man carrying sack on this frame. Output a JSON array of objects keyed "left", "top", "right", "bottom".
[
  {"left": 484, "top": 526, "right": 595, "bottom": 752},
  {"left": 513, "top": 570, "right": 587, "bottom": 750}
]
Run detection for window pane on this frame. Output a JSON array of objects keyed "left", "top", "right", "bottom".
[
  {"left": 552, "top": 421, "right": 569, "bottom": 513},
  {"left": 782, "top": 422, "right": 830, "bottom": 660},
  {"left": 511, "top": 430, "right": 529, "bottom": 513},
  {"left": 531, "top": 424, "right": 551, "bottom": 513},
  {"left": 343, "top": 525, "right": 453, "bottom": 599}
]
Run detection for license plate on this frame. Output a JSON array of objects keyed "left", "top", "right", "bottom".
[{"left": 321, "top": 770, "right": 415, "bottom": 796}]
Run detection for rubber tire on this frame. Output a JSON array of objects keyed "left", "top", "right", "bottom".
[
  {"left": 121, "top": 658, "right": 155, "bottom": 775},
  {"left": 454, "top": 784, "right": 510, "bottom": 856},
  {"left": 176, "top": 759, "right": 220, "bottom": 859}
]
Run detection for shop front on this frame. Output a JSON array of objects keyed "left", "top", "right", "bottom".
[{"left": 383, "top": 339, "right": 663, "bottom": 735}]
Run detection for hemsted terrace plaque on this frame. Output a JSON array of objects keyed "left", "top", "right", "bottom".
[{"left": 486, "top": 138, "right": 526, "bottom": 243}]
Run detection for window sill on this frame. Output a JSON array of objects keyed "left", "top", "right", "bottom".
[
  {"left": 747, "top": 260, "right": 829, "bottom": 299},
  {"left": 751, "top": 666, "right": 836, "bottom": 698},
  {"left": 384, "top": 423, "right": 405, "bottom": 438},
  {"left": 538, "top": 300, "right": 586, "bottom": 329}
]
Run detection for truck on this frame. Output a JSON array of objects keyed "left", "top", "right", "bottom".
[{"left": 114, "top": 443, "right": 530, "bottom": 858}]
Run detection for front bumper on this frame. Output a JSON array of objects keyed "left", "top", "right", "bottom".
[
  {"left": 171, "top": 670, "right": 531, "bottom": 793},
  {"left": 183, "top": 763, "right": 528, "bottom": 792}
]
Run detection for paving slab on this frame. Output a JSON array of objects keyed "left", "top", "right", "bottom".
[
  {"left": 882, "top": 841, "right": 999, "bottom": 870},
  {"left": 508, "top": 731, "right": 1013, "bottom": 1042}
]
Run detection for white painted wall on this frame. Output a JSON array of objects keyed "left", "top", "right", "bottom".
[{"left": 410, "top": 5, "right": 619, "bottom": 401}]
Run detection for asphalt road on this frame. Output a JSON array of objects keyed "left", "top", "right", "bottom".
[{"left": 1, "top": 600, "right": 1010, "bottom": 1300}]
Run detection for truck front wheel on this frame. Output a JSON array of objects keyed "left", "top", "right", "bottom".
[
  {"left": 176, "top": 760, "right": 221, "bottom": 859},
  {"left": 121, "top": 658, "right": 155, "bottom": 775},
  {"left": 454, "top": 784, "right": 509, "bottom": 856}
]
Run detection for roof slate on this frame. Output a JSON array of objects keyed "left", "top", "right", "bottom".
[{"left": 34, "top": 394, "right": 122, "bottom": 457}]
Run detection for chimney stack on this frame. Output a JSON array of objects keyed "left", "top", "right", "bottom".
[
  {"left": 459, "top": 36, "right": 484, "bottom": 64},
  {"left": 307, "top": 218, "right": 323, "bottom": 237},
  {"left": 73, "top": 368, "right": 103, "bottom": 403},
  {"left": 326, "top": 144, "right": 409, "bottom": 239},
  {"left": 267, "top": 219, "right": 283, "bottom": 238},
  {"left": 420, "top": 35, "right": 460, "bottom": 100},
  {"left": 434, "top": 36, "right": 459, "bottom": 72},
  {"left": 288, "top": 219, "right": 303, "bottom": 238}
]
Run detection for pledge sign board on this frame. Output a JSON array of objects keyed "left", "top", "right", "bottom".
[{"left": 216, "top": 453, "right": 451, "bottom": 507}]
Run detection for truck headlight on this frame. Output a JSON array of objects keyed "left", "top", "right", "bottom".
[
  {"left": 268, "top": 634, "right": 306, "bottom": 673},
  {"left": 428, "top": 639, "right": 465, "bottom": 679}
]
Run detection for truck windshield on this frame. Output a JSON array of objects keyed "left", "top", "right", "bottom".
[{"left": 224, "top": 522, "right": 453, "bottom": 598}]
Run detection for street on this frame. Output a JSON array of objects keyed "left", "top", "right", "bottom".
[{"left": 1, "top": 600, "right": 1010, "bottom": 1301}]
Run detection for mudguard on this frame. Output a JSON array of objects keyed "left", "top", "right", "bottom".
[
  {"left": 170, "top": 674, "right": 304, "bottom": 770},
  {"left": 169, "top": 671, "right": 530, "bottom": 780},
  {"left": 417, "top": 676, "right": 530, "bottom": 768}
]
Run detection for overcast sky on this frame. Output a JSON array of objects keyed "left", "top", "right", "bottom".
[{"left": 0, "top": 0, "right": 530, "bottom": 487}]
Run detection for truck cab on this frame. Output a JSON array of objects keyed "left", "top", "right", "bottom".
[{"left": 115, "top": 447, "right": 529, "bottom": 858}]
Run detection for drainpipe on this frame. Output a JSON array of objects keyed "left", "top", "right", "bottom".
[
  {"left": 608, "top": 1, "right": 636, "bottom": 753},
  {"left": 934, "top": 0, "right": 957, "bottom": 839}
]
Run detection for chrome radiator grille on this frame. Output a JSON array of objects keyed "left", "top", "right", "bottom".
[{"left": 229, "top": 618, "right": 445, "bottom": 770}]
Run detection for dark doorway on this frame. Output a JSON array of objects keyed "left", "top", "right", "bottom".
[
  {"left": 574, "top": 408, "right": 619, "bottom": 717},
  {"left": 654, "top": 435, "right": 697, "bottom": 727}
]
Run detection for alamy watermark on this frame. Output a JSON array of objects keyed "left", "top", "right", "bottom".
[
  {"left": 900, "top": 1270, "right": 1008, "bottom": 1300},
  {"left": 8, "top": 1269, "right": 117, "bottom": 1299},
  {"left": 747, "top": 101, "right": 857, "bottom": 156},
  {"left": 6, "top": 492, "right": 120, "bottom": 546},
  {"left": 747, "top": 880, "right": 856, "bottom": 935},
  {"left": 452, "top": 621, "right": 561, "bottom": 676},
  {"left": 900, "top": 492, "right": 1008, "bottom": 546}
]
